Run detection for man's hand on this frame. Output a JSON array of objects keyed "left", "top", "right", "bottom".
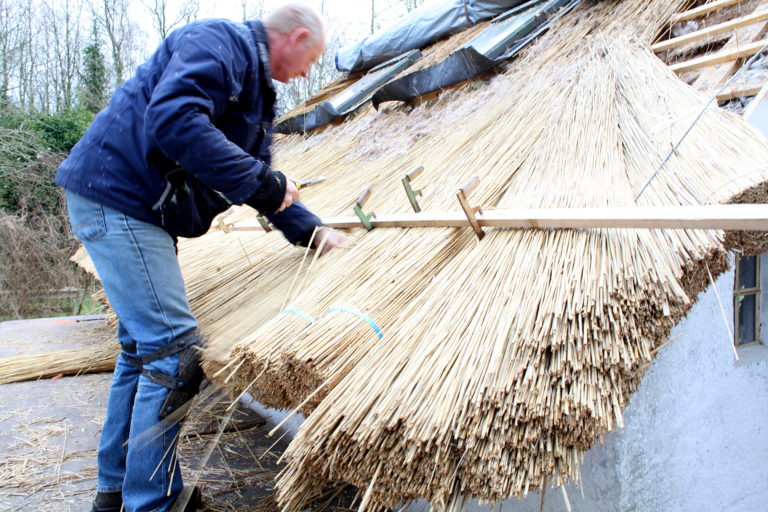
[
  {"left": 313, "top": 227, "right": 345, "bottom": 255},
  {"left": 278, "top": 176, "right": 301, "bottom": 212}
]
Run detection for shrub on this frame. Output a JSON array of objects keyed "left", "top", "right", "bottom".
[{"left": 0, "top": 109, "right": 96, "bottom": 319}]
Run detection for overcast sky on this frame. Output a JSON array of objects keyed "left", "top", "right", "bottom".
[{"left": 129, "top": 0, "right": 413, "bottom": 54}]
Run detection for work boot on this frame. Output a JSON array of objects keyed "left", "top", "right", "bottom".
[{"left": 91, "top": 491, "right": 122, "bottom": 512}]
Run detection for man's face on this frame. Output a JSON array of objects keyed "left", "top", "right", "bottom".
[{"left": 272, "top": 28, "right": 324, "bottom": 83}]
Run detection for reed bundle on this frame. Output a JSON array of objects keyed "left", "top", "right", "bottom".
[
  {"left": 179, "top": 230, "right": 340, "bottom": 376},
  {"left": 87, "top": 229, "right": 322, "bottom": 378},
  {"left": 0, "top": 344, "right": 120, "bottom": 384}
]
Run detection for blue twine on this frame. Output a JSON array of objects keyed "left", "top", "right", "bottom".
[
  {"left": 327, "top": 307, "right": 384, "bottom": 339},
  {"left": 280, "top": 309, "right": 316, "bottom": 324}
]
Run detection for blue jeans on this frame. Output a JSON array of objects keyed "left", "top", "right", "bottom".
[{"left": 66, "top": 190, "right": 197, "bottom": 512}]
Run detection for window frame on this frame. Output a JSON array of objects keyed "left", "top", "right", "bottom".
[{"left": 733, "top": 254, "right": 761, "bottom": 348}]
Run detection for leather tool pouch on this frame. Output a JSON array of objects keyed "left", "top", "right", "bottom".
[{"left": 152, "top": 168, "right": 231, "bottom": 239}]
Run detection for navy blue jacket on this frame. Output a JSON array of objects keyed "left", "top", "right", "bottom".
[{"left": 56, "top": 19, "right": 321, "bottom": 243}]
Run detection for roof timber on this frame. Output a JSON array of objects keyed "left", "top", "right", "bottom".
[
  {"left": 652, "top": 9, "right": 768, "bottom": 52},
  {"left": 670, "top": 39, "right": 768, "bottom": 72},
  {"left": 717, "top": 81, "right": 765, "bottom": 100},
  {"left": 669, "top": 0, "right": 750, "bottom": 24},
  {"left": 691, "top": 1, "right": 768, "bottom": 95}
]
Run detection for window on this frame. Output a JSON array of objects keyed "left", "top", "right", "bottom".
[{"left": 734, "top": 254, "right": 761, "bottom": 347}]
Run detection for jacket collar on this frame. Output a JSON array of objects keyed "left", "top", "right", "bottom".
[{"left": 245, "top": 20, "right": 274, "bottom": 91}]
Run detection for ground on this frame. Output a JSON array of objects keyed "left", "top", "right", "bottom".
[{"left": 0, "top": 316, "right": 355, "bottom": 511}]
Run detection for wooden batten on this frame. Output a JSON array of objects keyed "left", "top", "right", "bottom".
[
  {"left": 670, "top": 39, "right": 768, "bottom": 72},
  {"left": 231, "top": 205, "right": 768, "bottom": 232},
  {"left": 717, "top": 81, "right": 765, "bottom": 100},
  {"left": 669, "top": 0, "right": 749, "bottom": 24},
  {"left": 693, "top": 2, "right": 768, "bottom": 95},
  {"left": 654, "top": 9, "right": 768, "bottom": 53}
]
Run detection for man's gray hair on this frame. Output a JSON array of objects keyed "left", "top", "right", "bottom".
[{"left": 265, "top": 3, "right": 325, "bottom": 48}]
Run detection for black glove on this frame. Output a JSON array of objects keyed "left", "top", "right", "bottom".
[{"left": 244, "top": 168, "right": 287, "bottom": 215}]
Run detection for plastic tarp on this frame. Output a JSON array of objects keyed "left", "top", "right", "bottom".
[
  {"left": 274, "top": 50, "right": 422, "bottom": 134},
  {"left": 335, "top": 0, "right": 527, "bottom": 73},
  {"left": 371, "top": 0, "right": 579, "bottom": 108}
]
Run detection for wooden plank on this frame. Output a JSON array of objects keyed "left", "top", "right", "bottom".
[
  {"left": 693, "top": 2, "right": 768, "bottom": 95},
  {"left": 653, "top": 9, "right": 768, "bottom": 52},
  {"left": 229, "top": 205, "right": 768, "bottom": 232},
  {"left": 670, "top": 39, "right": 767, "bottom": 72},
  {"left": 717, "top": 80, "right": 765, "bottom": 99},
  {"left": 670, "top": 0, "right": 748, "bottom": 24}
]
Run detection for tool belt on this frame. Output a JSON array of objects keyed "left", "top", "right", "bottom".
[
  {"left": 151, "top": 167, "right": 232, "bottom": 239},
  {"left": 123, "top": 329, "right": 207, "bottom": 418}
]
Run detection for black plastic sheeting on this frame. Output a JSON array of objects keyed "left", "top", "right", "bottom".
[
  {"left": 371, "top": 0, "right": 579, "bottom": 109},
  {"left": 335, "top": 0, "right": 528, "bottom": 73},
  {"left": 274, "top": 50, "right": 421, "bottom": 134}
]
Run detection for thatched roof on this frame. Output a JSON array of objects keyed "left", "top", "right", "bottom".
[{"left": 175, "top": 0, "right": 768, "bottom": 508}]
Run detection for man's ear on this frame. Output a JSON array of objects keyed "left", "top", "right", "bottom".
[{"left": 291, "top": 27, "right": 310, "bottom": 46}]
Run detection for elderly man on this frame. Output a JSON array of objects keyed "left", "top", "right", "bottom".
[{"left": 55, "top": 4, "right": 342, "bottom": 511}]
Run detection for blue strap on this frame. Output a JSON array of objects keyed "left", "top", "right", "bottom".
[
  {"left": 327, "top": 307, "right": 384, "bottom": 339},
  {"left": 280, "top": 309, "right": 316, "bottom": 324}
]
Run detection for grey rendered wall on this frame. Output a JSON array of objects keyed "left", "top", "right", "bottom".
[{"left": 456, "top": 258, "right": 768, "bottom": 512}]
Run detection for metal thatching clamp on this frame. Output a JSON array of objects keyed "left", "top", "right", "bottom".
[
  {"left": 402, "top": 165, "right": 424, "bottom": 213},
  {"left": 353, "top": 186, "right": 376, "bottom": 231},
  {"left": 457, "top": 175, "right": 485, "bottom": 240}
]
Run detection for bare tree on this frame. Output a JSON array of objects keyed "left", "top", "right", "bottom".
[
  {"left": 17, "top": 0, "right": 35, "bottom": 109},
  {"left": 38, "top": 0, "right": 85, "bottom": 111},
  {"left": 400, "top": 0, "right": 425, "bottom": 12},
  {"left": 91, "top": 0, "right": 139, "bottom": 86},
  {"left": 142, "top": 0, "right": 199, "bottom": 44},
  {"left": 0, "top": 0, "right": 38, "bottom": 109},
  {"left": 240, "top": 0, "right": 265, "bottom": 20},
  {"left": 0, "top": 0, "right": 21, "bottom": 106}
]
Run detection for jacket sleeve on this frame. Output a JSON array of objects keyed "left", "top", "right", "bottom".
[
  {"left": 266, "top": 201, "right": 324, "bottom": 246},
  {"left": 144, "top": 23, "right": 268, "bottom": 205}
]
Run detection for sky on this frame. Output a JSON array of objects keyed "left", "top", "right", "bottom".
[{"left": 129, "top": 0, "right": 412, "bottom": 55}]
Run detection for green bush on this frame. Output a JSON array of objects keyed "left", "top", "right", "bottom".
[
  {"left": 0, "top": 107, "right": 92, "bottom": 216},
  {"left": 32, "top": 107, "right": 94, "bottom": 153},
  {"left": 0, "top": 107, "right": 96, "bottom": 319}
]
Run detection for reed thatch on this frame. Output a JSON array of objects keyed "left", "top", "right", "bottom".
[
  {"left": 200, "top": 0, "right": 768, "bottom": 509},
  {"left": 82, "top": 0, "right": 768, "bottom": 508},
  {"left": 0, "top": 344, "right": 120, "bottom": 384}
]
